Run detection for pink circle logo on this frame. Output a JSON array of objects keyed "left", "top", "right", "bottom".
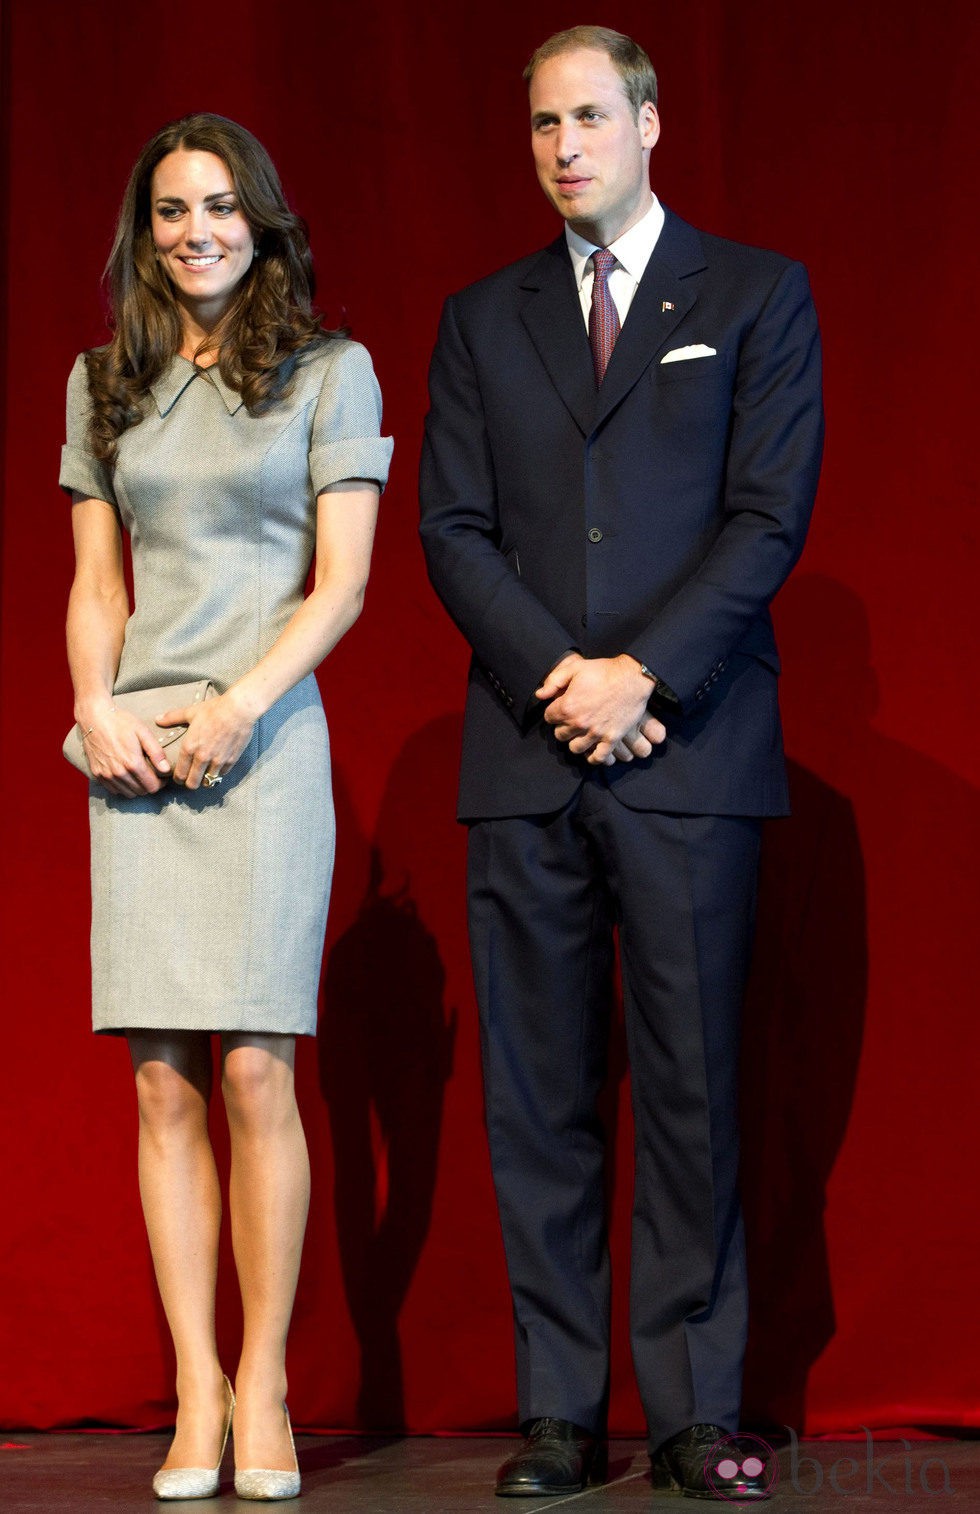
[{"left": 704, "top": 1433, "right": 779, "bottom": 1500}]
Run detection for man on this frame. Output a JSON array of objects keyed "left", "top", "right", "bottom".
[{"left": 419, "top": 25, "right": 822, "bottom": 1502}]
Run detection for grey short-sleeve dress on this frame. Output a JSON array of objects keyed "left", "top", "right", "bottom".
[{"left": 59, "top": 342, "right": 393, "bottom": 1035}]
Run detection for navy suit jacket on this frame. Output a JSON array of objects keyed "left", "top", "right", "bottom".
[{"left": 420, "top": 208, "right": 824, "bottom": 821}]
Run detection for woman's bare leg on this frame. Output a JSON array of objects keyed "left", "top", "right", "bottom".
[
  {"left": 129, "top": 1031, "right": 229, "bottom": 1470},
  {"left": 222, "top": 1034, "right": 309, "bottom": 1470}
]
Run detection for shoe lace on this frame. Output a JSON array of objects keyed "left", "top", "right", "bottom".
[
  {"left": 529, "top": 1417, "right": 575, "bottom": 1441},
  {"left": 688, "top": 1424, "right": 726, "bottom": 1445},
  {"left": 668, "top": 1424, "right": 729, "bottom": 1464}
]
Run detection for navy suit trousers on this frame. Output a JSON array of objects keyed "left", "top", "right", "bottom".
[{"left": 467, "top": 781, "right": 761, "bottom": 1449}]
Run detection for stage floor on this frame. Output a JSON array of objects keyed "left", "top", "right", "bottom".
[{"left": 2, "top": 1433, "right": 975, "bottom": 1511}]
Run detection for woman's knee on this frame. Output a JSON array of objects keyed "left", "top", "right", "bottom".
[
  {"left": 133, "top": 1056, "right": 209, "bottom": 1132},
  {"left": 221, "top": 1043, "right": 296, "bottom": 1129}
]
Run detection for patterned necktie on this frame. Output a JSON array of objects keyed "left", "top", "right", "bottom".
[{"left": 589, "top": 248, "right": 621, "bottom": 385}]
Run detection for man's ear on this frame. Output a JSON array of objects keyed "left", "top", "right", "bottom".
[{"left": 639, "top": 102, "right": 661, "bottom": 151}]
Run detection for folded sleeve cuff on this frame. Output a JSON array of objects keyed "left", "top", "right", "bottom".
[
  {"left": 59, "top": 443, "right": 117, "bottom": 506},
  {"left": 309, "top": 434, "right": 393, "bottom": 496}
]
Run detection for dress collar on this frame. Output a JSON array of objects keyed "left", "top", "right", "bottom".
[{"left": 149, "top": 356, "right": 245, "bottom": 417}]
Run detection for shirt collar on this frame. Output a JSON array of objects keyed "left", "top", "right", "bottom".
[
  {"left": 564, "top": 192, "right": 665, "bottom": 289},
  {"left": 149, "top": 356, "right": 244, "bottom": 417}
]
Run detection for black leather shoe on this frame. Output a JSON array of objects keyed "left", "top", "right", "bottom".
[
  {"left": 651, "top": 1424, "right": 776, "bottom": 1500},
  {"left": 495, "top": 1417, "right": 607, "bottom": 1496}
]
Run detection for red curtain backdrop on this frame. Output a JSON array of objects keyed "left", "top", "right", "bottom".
[{"left": 2, "top": 0, "right": 978, "bottom": 1436}]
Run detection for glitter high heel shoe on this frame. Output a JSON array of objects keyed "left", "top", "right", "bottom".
[
  {"left": 234, "top": 1403, "right": 301, "bottom": 1501},
  {"left": 151, "top": 1374, "right": 235, "bottom": 1501}
]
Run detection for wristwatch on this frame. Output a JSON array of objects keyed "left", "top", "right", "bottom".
[{"left": 635, "top": 661, "right": 681, "bottom": 712}]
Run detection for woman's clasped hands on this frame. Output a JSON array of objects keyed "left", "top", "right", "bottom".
[{"left": 83, "top": 690, "right": 255, "bottom": 796}]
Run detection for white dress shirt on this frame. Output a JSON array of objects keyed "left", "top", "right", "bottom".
[{"left": 565, "top": 193, "right": 666, "bottom": 330}]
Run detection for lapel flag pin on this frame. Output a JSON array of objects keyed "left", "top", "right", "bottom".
[{"left": 662, "top": 301, "right": 676, "bottom": 312}]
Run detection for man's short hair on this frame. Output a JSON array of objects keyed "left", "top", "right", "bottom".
[{"left": 523, "top": 26, "right": 658, "bottom": 115}]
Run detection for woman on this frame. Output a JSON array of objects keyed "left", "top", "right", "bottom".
[{"left": 60, "top": 114, "right": 392, "bottom": 1501}]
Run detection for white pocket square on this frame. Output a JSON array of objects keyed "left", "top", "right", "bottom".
[{"left": 661, "top": 344, "right": 717, "bottom": 363}]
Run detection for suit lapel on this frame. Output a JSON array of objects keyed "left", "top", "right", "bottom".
[
  {"left": 519, "top": 239, "right": 596, "bottom": 437},
  {"left": 596, "top": 209, "right": 708, "bottom": 427},
  {"left": 518, "top": 214, "right": 709, "bottom": 434}
]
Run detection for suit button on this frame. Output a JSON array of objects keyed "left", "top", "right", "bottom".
[{"left": 587, "top": 527, "right": 603, "bottom": 543}]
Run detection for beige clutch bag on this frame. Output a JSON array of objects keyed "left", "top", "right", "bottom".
[{"left": 63, "top": 680, "right": 216, "bottom": 779}]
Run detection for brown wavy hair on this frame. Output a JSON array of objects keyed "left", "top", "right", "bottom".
[{"left": 86, "top": 113, "right": 338, "bottom": 460}]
